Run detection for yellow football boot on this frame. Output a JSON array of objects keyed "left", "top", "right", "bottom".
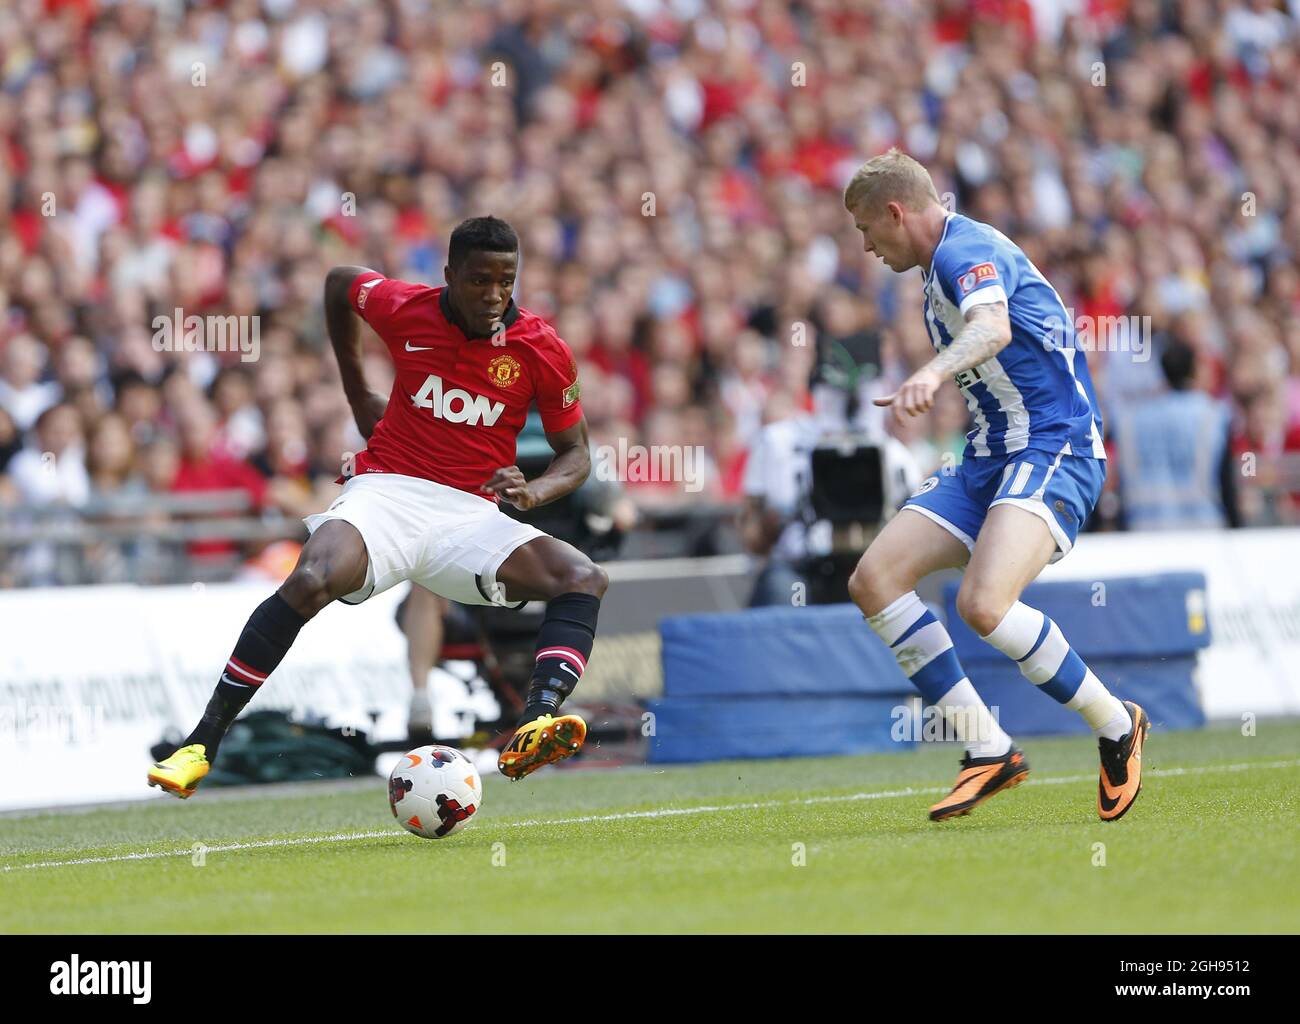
[
  {"left": 497, "top": 714, "right": 587, "bottom": 779},
  {"left": 147, "top": 743, "right": 210, "bottom": 799}
]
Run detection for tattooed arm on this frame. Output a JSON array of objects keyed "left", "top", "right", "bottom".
[
  {"left": 874, "top": 302, "right": 1012, "bottom": 424},
  {"left": 927, "top": 302, "right": 1012, "bottom": 377}
]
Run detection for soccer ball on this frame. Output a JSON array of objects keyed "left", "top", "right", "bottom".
[{"left": 388, "top": 745, "right": 483, "bottom": 839}]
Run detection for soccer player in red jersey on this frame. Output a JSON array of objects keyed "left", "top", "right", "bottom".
[{"left": 149, "top": 217, "right": 607, "bottom": 798}]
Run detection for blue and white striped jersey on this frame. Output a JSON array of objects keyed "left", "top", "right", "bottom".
[{"left": 922, "top": 213, "right": 1106, "bottom": 460}]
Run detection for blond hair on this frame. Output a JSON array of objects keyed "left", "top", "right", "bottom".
[{"left": 843, "top": 148, "right": 941, "bottom": 216}]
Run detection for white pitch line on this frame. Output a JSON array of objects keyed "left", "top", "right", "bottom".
[
  {"left": 5, "top": 758, "right": 1298, "bottom": 873},
  {"left": 2, "top": 830, "right": 401, "bottom": 873}
]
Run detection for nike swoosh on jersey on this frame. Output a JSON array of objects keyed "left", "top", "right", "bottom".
[
  {"left": 559, "top": 663, "right": 581, "bottom": 680},
  {"left": 405, "top": 341, "right": 433, "bottom": 351}
]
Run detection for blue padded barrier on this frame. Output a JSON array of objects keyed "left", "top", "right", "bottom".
[
  {"left": 649, "top": 573, "right": 1209, "bottom": 762},
  {"left": 659, "top": 604, "right": 908, "bottom": 697},
  {"left": 646, "top": 695, "right": 910, "bottom": 763}
]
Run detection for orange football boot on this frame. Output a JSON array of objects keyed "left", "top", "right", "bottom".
[
  {"left": 1098, "top": 701, "right": 1150, "bottom": 821},
  {"left": 929, "top": 747, "right": 1029, "bottom": 822}
]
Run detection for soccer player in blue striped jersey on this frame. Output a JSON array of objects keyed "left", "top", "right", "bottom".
[{"left": 843, "top": 149, "right": 1149, "bottom": 822}]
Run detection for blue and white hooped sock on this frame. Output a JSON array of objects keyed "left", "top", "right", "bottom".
[
  {"left": 982, "top": 601, "right": 1131, "bottom": 741},
  {"left": 867, "top": 592, "right": 1012, "bottom": 758}
]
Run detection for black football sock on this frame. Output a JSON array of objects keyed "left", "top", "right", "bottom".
[
  {"left": 519, "top": 591, "right": 600, "bottom": 725},
  {"left": 182, "top": 591, "right": 309, "bottom": 762}
]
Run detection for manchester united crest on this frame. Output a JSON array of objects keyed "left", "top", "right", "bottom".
[{"left": 487, "top": 353, "right": 521, "bottom": 388}]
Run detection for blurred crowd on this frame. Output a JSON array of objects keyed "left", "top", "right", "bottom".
[{"left": 2, "top": 0, "right": 1300, "bottom": 584}]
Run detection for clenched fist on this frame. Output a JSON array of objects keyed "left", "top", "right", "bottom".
[{"left": 481, "top": 466, "right": 537, "bottom": 509}]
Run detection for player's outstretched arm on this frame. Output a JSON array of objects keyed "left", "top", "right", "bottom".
[
  {"left": 481, "top": 416, "right": 592, "bottom": 511},
  {"left": 874, "top": 301, "right": 1011, "bottom": 424},
  {"left": 324, "top": 265, "right": 388, "bottom": 438}
]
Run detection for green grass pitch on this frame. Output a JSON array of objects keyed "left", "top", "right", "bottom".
[{"left": 3, "top": 721, "right": 1297, "bottom": 933}]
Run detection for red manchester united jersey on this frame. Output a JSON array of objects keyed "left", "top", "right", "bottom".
[{"left": 343, "top": 272, "right": 583, "bottom": 500}]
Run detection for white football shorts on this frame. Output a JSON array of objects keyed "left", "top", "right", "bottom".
[{"left": 302, "top": 472, "right": 546, "bottom": 608}]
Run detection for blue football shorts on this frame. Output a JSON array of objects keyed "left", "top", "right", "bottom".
[{"left": 902, "top": 448, "right": 1106, "bottom": 563}]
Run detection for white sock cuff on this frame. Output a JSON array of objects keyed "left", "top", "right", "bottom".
[
  {"left": 866, "top": 591, "right": 927, "bottom": 647},
  {"left": 982, "top": 601, "right": 1046, "bottom": 661},
  {"left": 1068, "top": 671, "right": 1130, "bottom": 737},
  {"left": 935, "top": 678, "right": 1012, "bottom": 757}
]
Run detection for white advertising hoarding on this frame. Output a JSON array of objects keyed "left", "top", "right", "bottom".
[
  {"left": 1041, "top": 527, "right": 1300, "bottom": 719},
  {"left": 1, "top": 530, "right": 1297, "bottom": 810},
  {"left": 0, "top": 583, "right": 417, "bottom": 811}
]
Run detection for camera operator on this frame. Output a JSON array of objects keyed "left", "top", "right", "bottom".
[{"left": 741, "top": 335, "right": 920, "bottom": 607}]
